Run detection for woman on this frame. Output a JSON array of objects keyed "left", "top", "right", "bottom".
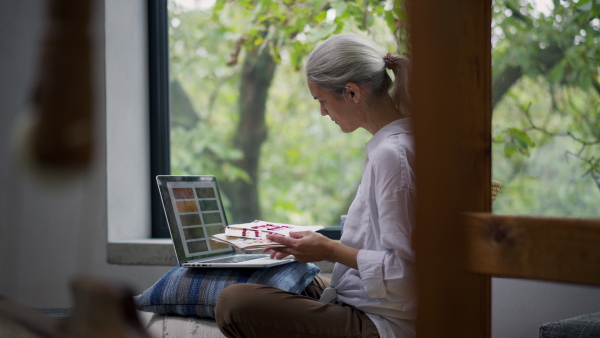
[{"left": 215, "top": 33, "right": 417, "bottom": 338}]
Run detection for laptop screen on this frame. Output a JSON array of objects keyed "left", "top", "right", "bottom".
[{"left": 156, "top": 175, "right": 234, "bottom": 262}]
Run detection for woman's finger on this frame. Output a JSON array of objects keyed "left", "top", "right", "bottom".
[{"left": 266, "top": 233, "right": 295, "bottom": 246}]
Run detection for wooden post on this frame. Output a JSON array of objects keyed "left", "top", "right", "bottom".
[{"left": 412, "top": 0, "right": 492, "bottom": 336}]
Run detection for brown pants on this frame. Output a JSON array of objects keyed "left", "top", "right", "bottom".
[{"left": 214, "top": 275, "right": 379, "bottom": 338}]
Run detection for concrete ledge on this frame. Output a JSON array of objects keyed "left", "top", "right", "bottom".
[
  {"left": 107, "top": 239, "right": 177, "bottom": 266},
  {"left": 107, "top": 239, "right": 335, "bottom": 273}
]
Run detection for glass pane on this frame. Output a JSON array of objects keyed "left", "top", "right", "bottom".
[
  {"left": 167, "top": 0, "right": 404, "bottom": 225},
  {"left": 491, "top": 0, "right": 600, "bottom": 218}
]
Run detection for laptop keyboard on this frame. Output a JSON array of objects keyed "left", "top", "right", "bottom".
[{"left": 203, "top": 254, "right": 268, "bottom": 263}]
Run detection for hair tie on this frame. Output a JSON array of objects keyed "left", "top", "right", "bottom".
[{"left": 383, "top": 53, "right": 395, "bottom": 70}]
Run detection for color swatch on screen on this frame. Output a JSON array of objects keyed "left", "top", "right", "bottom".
[{"left": 167, "top": 181, "right": 230, "bottom": 256}]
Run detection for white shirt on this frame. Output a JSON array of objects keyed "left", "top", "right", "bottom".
[{"left": 319, "top": 118, "right": 418, "bottom": 338}]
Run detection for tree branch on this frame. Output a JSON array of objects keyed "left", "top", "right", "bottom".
[
  {"left": 522, "top": 100, "right": 600, "bottom": 193},
  {"left": 522, "top": 103, "right": 600, "bottom": 146}
]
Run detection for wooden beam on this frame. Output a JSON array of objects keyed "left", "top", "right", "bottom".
[{"left": 464, "top": 213, "right": 600, "bottom": 286}]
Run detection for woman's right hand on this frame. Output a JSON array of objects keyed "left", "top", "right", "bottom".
[{"left": 263, "top": 231, "right": 332, "bottom": 262}]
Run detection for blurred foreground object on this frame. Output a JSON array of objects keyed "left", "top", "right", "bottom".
[
  {"left": 63, "top": 277, "right": 151, "bottom": 338},
  {"left": 0, "top": 296, "right": 63, "bottom": 338},
  {"left": 30, "top": 0, "right": 94, "bottom": 170},
  {"left": 0, "top": 277, "right": 151, "bottom": 338}
]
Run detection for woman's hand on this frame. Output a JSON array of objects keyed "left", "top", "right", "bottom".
[
  {"left": 263, "top": 231, "right": 359, "bottom": 269},
  {"left": 263, "top": 231, "right": 333, "bottom": 262}
]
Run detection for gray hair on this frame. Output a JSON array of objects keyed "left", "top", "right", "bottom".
[{"left": 305, "top": 33, "right": 411, "bottom": 117}]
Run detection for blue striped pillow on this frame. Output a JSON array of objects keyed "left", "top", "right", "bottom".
[{"left": 135, "top": 262, "right": 320, "bottom": 319}]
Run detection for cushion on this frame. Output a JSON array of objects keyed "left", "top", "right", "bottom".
[
  {"left": 540, "top": 312, "right": 600, "bottom": 337},
  {"left": 138, "top": 311, "right": 225, "bottom": 338},
  {"left": 135, "top": 262, "right": 320, "bottom": 319}
]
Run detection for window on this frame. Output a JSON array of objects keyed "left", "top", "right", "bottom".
[
  {"left": 150, "top": 0, "right": 408, "bottom": 238},
  {"left": 491, "top": 0, "right": 600, "bottom": 218}
]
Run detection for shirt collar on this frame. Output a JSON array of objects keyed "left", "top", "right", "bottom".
[{"left": 366, "top": 118, "right": 413, "bottom": 155}]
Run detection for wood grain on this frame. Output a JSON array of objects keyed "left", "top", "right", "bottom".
[
  {"left": 464, "top": 213, "right": 600, "bottom": 286},
  {"left": 411, "top": 0, "right": 492, "bottom": 336}
]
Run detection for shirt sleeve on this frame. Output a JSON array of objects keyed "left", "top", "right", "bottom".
[
  {"left": 356, "top": 142, "right": 417, "bottom": 306},
  {"left": 357, "top": 188, "right": 417, "bottom": 304}
]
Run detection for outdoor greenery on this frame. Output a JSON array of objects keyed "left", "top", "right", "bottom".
[
  {"left": 490, "top": 0, "right": 600, "bottom": 217},
  {"left": 168, "top": 0, "right": 600, "bottom": 226}
]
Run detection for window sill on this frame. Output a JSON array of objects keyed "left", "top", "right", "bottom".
[
  {"left": 107, "top": 239, "right": 336, "bottom": 272},
  {"left": 107, "top": 239, "right": 177, "bottom": 266}
]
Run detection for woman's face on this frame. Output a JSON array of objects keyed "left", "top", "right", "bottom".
[{"left": 307, "top": 82, "right": 362, "bottom": 133}]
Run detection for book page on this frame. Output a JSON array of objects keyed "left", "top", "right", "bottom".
[{"left": 212, "top": 220, "right": 324, "bottom": 250}]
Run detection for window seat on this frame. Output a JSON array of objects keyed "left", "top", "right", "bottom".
[{"left": 139, "top": 311, "right": 225, "bottom": 338}]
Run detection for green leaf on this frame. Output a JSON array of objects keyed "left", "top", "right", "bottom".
[
  {"left": 315, "top": 10, "right": 327, "bottom": 23},
  {"left": 334, "top": 1, "right": 348, "bottom": 16},
  {"left": 270, "top": 43, "right": 282, "bottom": 63},
  {"left": 305, "top": 22, "right": 337, "bottom": 42},
  {"left": 581, "top": 72, "right": 593, "bottom": 91},
  {"left": 213, "top": 0, "right": 226, "bottom": 13},
  {"left": 332, "top": 19, "right": 345, "bottom": 34},
  {"left": 504, "top": 144, "right": 516, "bottom": 157},
  {"left": 366, "top": 13, "right": 375, "bottom": 27},
  {"left": 393, "top": 6, "right": 408, "bottom": 22},
  {"left": 508, "top": 128, "right": 535, "bottom": 146},
  {"left": 514, "top": 138, "right": 531, "bottom": 155},
  {"left": 384, "top": 10, "right": 396, "bottom": 33},
  {"left": 577, "top": 1, "right": 593, "bottom": 11},
  {"left": 548, "top": 61, "right": 566, "bottom": 83}
]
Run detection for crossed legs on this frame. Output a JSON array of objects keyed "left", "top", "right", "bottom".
[{"left": 215, "top": 275, "right": 379, "bottom": 338}]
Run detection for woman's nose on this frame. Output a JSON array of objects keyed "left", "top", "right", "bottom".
[{"left": 320, "top": 107, "right": 328, "bottom": 116}]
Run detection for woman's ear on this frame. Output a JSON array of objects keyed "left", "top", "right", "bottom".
[{"left": 344, "top": 83, "right": 361, "bottom": 104}]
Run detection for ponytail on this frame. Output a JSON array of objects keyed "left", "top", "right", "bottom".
[{"left": 387, "top": 55, "right": 412, "bottom": 117}]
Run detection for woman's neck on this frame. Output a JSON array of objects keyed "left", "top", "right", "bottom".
[{"left": 362, "top": 94, "right": 405, "bottom": 135}]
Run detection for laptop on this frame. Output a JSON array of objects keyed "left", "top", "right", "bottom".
[{"left": 156, "top": 175, "right": 295, "bottom": 268}]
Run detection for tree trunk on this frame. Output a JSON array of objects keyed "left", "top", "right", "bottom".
[
  {"left": 223, "top": 47, "right": 277, "bottom": 223},
  {"left": 492, "top": 42, "right": 564, "bottom": 110},
  {"left": 170, "top": 79, "right": 199, "bottom": 129}
]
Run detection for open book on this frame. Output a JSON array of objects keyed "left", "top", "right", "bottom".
[{"left": 211, "top": 220, "right": 324, "bottom": 250}]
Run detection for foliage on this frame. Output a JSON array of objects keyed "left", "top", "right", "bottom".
[
  {"left": 213, "top": 0, "right": 410, "bottom": 69},
  {"left": 491, "top": 0, "right": 600, "bottom": 217}
]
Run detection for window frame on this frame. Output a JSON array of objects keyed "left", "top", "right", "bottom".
[
  {"left": 148, "top": 0, "right": 342, "bottom": 240},
  {"left": 148, "top": 0, "right": 171, "bottom": 238}
]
